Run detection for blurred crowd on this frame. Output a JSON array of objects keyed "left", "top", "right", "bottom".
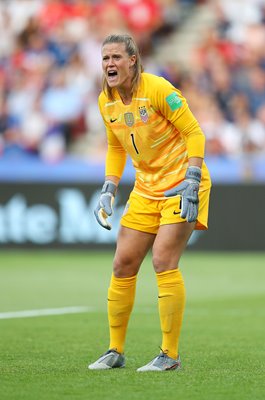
[
  {"left": 175, "top": 0, "right": 265, "bottom": 158},
  {"left": 0, "top": 0, "right": 264, "bottom": 164}
]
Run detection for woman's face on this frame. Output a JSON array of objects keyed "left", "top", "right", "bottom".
[{"left": 102, "top": 42, "right": 136, "bottom": 90}]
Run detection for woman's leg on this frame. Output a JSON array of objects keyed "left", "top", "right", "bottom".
[
  {"left": 108, "top": 226, "right": 155, "bottom": 353},
  {"left": 152, "top": 222, "right": 195, "bottom": 359}
]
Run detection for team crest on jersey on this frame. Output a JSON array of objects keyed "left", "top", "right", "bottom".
[
  {"left": 124, "top": 112, "right": 134, "bottom": 126},
  {"left": 139, "top": 106, "right": 148, "bottom": 123}
]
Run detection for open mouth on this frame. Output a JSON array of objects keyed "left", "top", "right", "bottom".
[{"left": 107, "top": 70, "right": 118, "bottom": 82}]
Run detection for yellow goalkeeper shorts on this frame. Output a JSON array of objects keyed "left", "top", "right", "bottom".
[{"left": 120, "top": 189, "right": 211, "bottom": 234}]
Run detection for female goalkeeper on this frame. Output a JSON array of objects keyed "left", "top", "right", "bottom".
[{"left": 88, "top": 34, "right": 211, "bottom": 372}]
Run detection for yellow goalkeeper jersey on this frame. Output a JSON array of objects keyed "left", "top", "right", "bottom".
[{"left": 98, "top": 72, "right": 211, "bottom": 199}]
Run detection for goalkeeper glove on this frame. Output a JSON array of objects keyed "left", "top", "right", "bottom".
[
  {"left": 164, "top": 166, "right": 201, "bottom": 223},
  {"left": 94, "top": 180, "right": 117, "bottom": 230}
]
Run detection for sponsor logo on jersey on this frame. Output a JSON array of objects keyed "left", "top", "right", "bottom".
[
  {"left": 124, "top": 112, "right": 135, "bottom": 127},
  {"left": 139, "top": 106, "right": 148, "bottom": 123},
  {"left": 166, "top": 92, "right": 183, "bottom": 111}
]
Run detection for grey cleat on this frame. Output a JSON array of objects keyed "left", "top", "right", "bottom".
[
  {"left": 137, "top": 352, "right": 181, "bottom": 372},
  {"left": 88, "top": 349, "right": 125, "bottom": 370}
]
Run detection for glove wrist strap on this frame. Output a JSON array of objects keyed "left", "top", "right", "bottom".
[
  {"left": 101, "top": 180, "right": 117, "bottom": 196},
  {"left": 186, "top": 166, "right": 201, "bottom": 182}
]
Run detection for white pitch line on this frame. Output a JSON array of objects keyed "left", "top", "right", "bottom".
[{"left": 0, "top": 306, "right": 94, "bottom": 320}]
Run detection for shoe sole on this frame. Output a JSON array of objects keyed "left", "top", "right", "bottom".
[
  {"left": 137, "top": 364, "right": 181, "bottom": 372},
  {"left": 88, "top": 365, "right": 125, "bottom": 370}
]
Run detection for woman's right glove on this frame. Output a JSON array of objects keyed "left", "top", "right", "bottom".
[{"left": 94, "top": 180, "right": 117, "bottom": 230}]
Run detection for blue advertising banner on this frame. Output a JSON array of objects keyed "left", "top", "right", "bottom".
[{"left": 0, "top": 183, "right": 264, "bottom": 251}]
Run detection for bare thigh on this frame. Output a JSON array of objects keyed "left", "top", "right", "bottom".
[
  {"left": 113, "top": 226, "right": 155, "bottom": 278},
  {"left": 152, "top": 222, "right": 195, "bottom": 273}
]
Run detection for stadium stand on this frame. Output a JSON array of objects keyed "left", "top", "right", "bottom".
[{"left": 0, "top": 0, "right": 264, "bottom": 181}]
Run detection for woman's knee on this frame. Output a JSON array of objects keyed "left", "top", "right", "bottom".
[
  {"left": 113, "top": 253, "right": 140, "bottom": 277},
  {"left": 152, "top": 250, "right": 180, "bottom": 273}
]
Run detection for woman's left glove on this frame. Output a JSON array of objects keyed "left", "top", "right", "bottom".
[
  {"left": 94, "top": 180, "right": 117, "bottom": 230},
  {"left": 164, "top": 166, "right": 201, "bottom": 223}
]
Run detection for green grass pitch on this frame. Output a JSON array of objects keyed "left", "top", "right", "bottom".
[{"left": 0, "top": 251, "right": 264, "bottom": 400}]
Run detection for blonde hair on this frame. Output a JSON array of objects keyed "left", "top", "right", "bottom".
[{"left": 102, "top": 34, "right": 144, "bottom": 100}]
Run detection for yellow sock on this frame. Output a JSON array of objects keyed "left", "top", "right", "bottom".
[
  {"left": 156, "top": 269, "right": 186, "bottom": 359},
  {"left": 108, "top": 274, "right": 137, "bottom": 354}
]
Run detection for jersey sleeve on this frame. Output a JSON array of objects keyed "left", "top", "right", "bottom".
[
  {"left": 98, "top": 97, "right": 127, "bottom": 179},
  {"left": 152, "top": 77, "right": 205, "bottom": 159}
]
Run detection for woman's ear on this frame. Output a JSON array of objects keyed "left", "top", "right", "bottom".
[{"left": 130, "top": 55, "right": 136, "bottom": 67}]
